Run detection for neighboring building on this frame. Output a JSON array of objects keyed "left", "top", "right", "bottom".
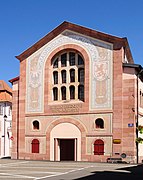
[
  {"left": 9, "top": 22, "right": 143, "bottom": 163},
  {"left": 0, "top": 80, "right": 12, "bottom": 158}
]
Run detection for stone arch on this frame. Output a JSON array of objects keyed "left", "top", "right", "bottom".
[{"left": 46, "top": 117, "right": 87, "bottom": 160}]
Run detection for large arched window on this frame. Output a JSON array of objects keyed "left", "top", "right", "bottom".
[
  {"left": 32, "top": 139, "right": 39, "bottom": 153},
  {"left": 94, "top": 139, "right": 104, "bottom": 155},
  {"left": 52, "top": 50, "right": 84, "bottom": 102},
  {"left": 95, "top": 118, "right": 104, "bottom": 129}
]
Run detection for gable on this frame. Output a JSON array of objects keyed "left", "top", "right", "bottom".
[{"left": 16, "top": 21, "right": 133, "bottom": 63}]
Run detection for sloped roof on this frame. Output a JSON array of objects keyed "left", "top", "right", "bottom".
[
  {"left": 0, "top": 80, "right": 12, "bottom": 102},
  {"left": 16, "top": 21, "right": 134, "bottom": 63},
  {"left": 9, "top": 76, "right": 19, "bottom": 84}
]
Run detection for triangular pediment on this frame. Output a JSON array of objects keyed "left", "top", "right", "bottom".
[{"left": 16, "top": 21, "right": 133, "bottom": 63}]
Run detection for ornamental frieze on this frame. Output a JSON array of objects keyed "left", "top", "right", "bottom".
[{"left": 50, "top": 104, "right": 82, "bottom": 113}]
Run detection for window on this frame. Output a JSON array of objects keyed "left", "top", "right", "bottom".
[
  {"left": 95, "top": 118, "right": 104, "bottom": 129},
  {"left": 61, "top": 53, "right": 67, "bottom": 67},
  {"left": 53, "top": 87, "right": 58, "bottom": 101},
  {"left": 61, "top": 86, "right": 66, "bottom": 100},
  {"left": 61, "top": 70, "right": 66, "bottom": 83},
  {"left": 78, "top": 54, "right": 84, "bottom": 65},
  {"left": 94, "top": 139, "right": 104, "bottom": 155},
  {"left": 70, "top": 86, "right": 75, "bottom": 99},
  {"left": 31, "top": 139, "right": 39, "bottom": 153},
  {"left": 78, "top": 85, "right": 84, "bottom": 101},
  {"left": 78, "top": 68, "right": 84, "bottom": 83},
  {"left": 33, "top": 120, "right": 39, "bottom": 130},
  {"left": 8, "top": 106, "right": 12, "bottom": 116},
  {"left": 70, "top": 69, "right": 75, "bottom": 82},
  {"left": 52, "top": 50, "right": 84, "bottom": 102},
  {"left": 140, "top": 90, "right": 143, "bottom": 108},
  {"left": 53, "top": 58, "right": 58, "bottom": 68},
  {"left": 0, "top": 105, "right": 3, "bottom": 115},
  {"left": 53, "top": 71, "right": 58, "bottom": 84},
  {"left": 69, "top": 52, "right": 75, "bottom": 66}
]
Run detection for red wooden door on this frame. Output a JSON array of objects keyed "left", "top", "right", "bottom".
[
  {"left": 94, "top": 139, "right": 104, "bottom": 155},
  {"left": 32, "top": 139, "right": 39, "bottom": 153}
]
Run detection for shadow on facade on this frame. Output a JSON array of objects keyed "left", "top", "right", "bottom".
[{"left": 76, "top": 164, "right": 143, "bottom": 180}]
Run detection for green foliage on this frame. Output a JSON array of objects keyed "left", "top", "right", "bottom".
[
  {"left": 137, "top": 125, "right": 143, "bottom": 134},
  {"left": 136, "top": 137, "right": 143, "bottom": 144}
]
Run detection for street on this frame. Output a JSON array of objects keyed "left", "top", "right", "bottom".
[{"left": 0, "top": 159, "right": 142, "bottom": 179}]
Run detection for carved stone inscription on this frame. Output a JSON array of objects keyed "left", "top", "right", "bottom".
[{"left": 50, "top": 104, "right": 82, "bottom": 113}]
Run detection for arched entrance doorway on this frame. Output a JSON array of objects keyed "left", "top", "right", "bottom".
[{"left": 50, "top": 122, "right": 81, "bottom": 161}]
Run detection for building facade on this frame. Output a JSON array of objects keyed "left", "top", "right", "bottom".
[
  {"left": 0, "top": 80, "right": 12, "bottom": 158},
  {"left": 10, "top": 22, "right": 143, "bottom": 163}
]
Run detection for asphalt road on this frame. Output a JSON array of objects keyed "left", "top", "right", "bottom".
[{"left": 0, "top": 159, "right": 142, "bottom": 180}]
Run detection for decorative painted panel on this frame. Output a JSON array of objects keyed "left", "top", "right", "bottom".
[{"left": 26, "top": 30, "right": 113, "bottom": 113}]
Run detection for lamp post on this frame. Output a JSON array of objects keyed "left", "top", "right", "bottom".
[{"left": 3, "top": 114, "right": 7, "bottom": 157}]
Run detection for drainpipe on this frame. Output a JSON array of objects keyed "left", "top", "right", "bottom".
[
  {"left": 17, "top": 80, "right": 20, "bottom": 159},
  {"left": 136, "top": 73, "right": 139, "bottom": 164},
  {"left": 3, "top": 102, "right": 7, "bottom": 157},
  {"left": 136, "top": 68, "right": 143, "bottom": 164}
]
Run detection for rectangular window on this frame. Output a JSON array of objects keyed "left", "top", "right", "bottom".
[
  {"left": 61, "top": 53, "right": 67, "bottom": 67},
  {"left": 0, "top": 105, "right": 3, "bottom": 115},
  {"left": 69, "top": 52, "right": 75, "bottom": 66}
]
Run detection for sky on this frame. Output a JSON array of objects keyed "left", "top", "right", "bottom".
[{"left": 0, "top": 0, "right": 143, "bottom": 86}]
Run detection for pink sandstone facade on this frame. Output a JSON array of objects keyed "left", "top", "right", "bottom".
[{"left": 9, "top": 22, "right": 143, "bottom": 163}]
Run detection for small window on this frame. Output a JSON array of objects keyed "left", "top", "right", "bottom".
[
  {"left": 33, "top": 120, "right": 39, "bottom": 130},
  {"left": 61, "top": 70, "right": 66, "bottom": 83},
  {"left": 8, "top": 106, "right": 12, "bottom": 116},
  {"left": 53, "top": 58, "right": 58, "bottom": 68},
  {"left": 94, "top": 139, "right": 104, "bottom": 155},
  {"left": 70, "top": 69, "right": 75, "bottom": 82},
  {"left": 53, "top": 87, "right": 58, "bottom": 101},
  {"left": 32, "top": 139, "right": 39, "bottom": 153},
  {"left": 95, "top": 118, "right": 104, "bottom": 129},
  {"left": 0, "top": 105, "right": 3, "bottom": 115},
  {"left": 78, "top": 54, "right": 84, "bottom": 65},
  {"left": 70, "top": 86, "right": 75, "bottom": 99},
  {"left": 78, "top": 85, "right": 84, "bottom": 101},
  {"left": 69, "top": 52, "right": 75, "bottom": 66},
  {"left": 53, "top": 71, "right": 58, "bottom": 84},
  {"left": 61, "top": 53, "right": 67, "bottom": 67},
  {"left": 61, "top": 86, "right": 66, "bottom": 100},
  {"left": 78, "top": 68, "right": 84, "bottom": 83}
]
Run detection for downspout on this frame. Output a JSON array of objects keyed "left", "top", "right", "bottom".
[
  {"left": 3, "top": 102, "right": 6, "bottom": 156},
  {"left": 17, "top": 80, "right": 20, "bottom": 159},
  {"left": 136, "top": 68, "right": 143, "bottom": 164},
  {"left": 136, "top": 73, "right": 139, "bottom": 164}
]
